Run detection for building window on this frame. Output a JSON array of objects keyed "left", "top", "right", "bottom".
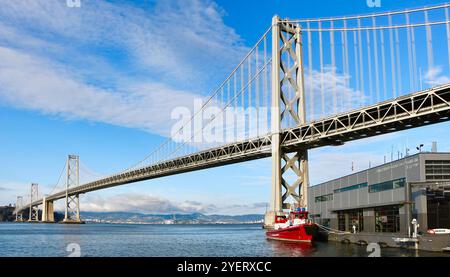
[
  {"left": 426, "top": 187, "right": 450, "bottom": 229},
  {"left": 338, "top": 212, "right": 346, "bottom": 231},
  {"left": 425, "top": 160, "right": 450, "bottom": 180},
  {"left": 369, "top": 178, "right": 405, "bottom": 193},
  {"left": 337, "top": 209, "right": 364, "bottom": 232},
  {"left": 315, "top": 193, "right": 333, "bottom": 203},
  {"left": 334, "top": 182, "right": 368, "bottom": 193},
  {"left": 374, "top": 205, "right": 400, "bottom": 233},
  {"left": 347, "top": 209, "right": 364, "bottom": 232}
]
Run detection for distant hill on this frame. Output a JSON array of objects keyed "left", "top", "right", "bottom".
[{"left": 80, "top": 211, "right": 264, "bottom": 224}]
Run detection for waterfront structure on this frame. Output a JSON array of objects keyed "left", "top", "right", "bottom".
[{"left": 308, "top": 151, "right": 450, "bottom": 250}]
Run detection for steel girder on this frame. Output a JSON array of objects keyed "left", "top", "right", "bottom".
[{"left": 16, "top": 84, "right": 450, "bottom": 214}]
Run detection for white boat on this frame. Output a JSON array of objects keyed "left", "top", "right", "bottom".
[{"left": 427, "top": 228, "right": 450, "bottom": 235}]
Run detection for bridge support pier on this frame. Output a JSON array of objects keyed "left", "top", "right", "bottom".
[
  {"left": 62, "top": 155, "right": 83, "bottom": 224},
  {"left": 264, "top": 16, "right": 309, "bottom": 228},
  {"left": 28, "top": 183, "right": 39, "bottom": 222},
  {"left": 15, "top": 196, "right": 24, "bottom": 222},
  {"left": 15, "top": 212, "right": 23, "bottom": 222},
  {"left": 41, "top": 197, "right": 55, "bottom": 223}
]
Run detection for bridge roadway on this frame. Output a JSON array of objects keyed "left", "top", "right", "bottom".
[{"left": 19, "top": 84, "right": 450, "bottom": 212}]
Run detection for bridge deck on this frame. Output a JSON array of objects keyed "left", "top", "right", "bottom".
[{"left": 19, "top": 84, "right": 450, "bottom": 211}]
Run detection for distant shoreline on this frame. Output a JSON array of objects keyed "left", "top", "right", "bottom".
[{"left": 2, "top": 221, "right": 263, "bottom": 225}]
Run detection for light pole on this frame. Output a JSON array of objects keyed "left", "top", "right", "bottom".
[{"left": 416, "top": 144, "right": 424, "bottom": 153}]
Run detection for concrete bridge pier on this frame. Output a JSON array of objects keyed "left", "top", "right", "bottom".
[
  {"left": 41, "top": 197, "right": 55, "bottom": 223},
  {"left": 15, "top": 212, "right": 24, "bottom": 222},
  {"left": 28, "top": 205, "right": 39, "bottom": 222}
]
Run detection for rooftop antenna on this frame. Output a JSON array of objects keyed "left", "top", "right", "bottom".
[{"left": 391, "top": 145, "right": 394, "bottom": 162}]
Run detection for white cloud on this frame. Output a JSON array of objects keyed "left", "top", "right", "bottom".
[
  {"left": 0, "top": 46, "right": 199, "bottom": 136},
  {"left": 0, "top": 0, "right": 248, "bottom": 137},
  {"left": 60, "top": 193, "right": 267, "bottom": 215},
  {"left": 305, "top": 66, "right": 368, "bottom": 122},
  {"left": 0, "top": 180, "right": 54, "bottom": 206},
  {"left": 423, "top": 66, "right": 450, "bottom": 87}
]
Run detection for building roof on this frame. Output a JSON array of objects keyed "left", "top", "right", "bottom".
[{"left": 310, "top": 152, "right": 450, "bottom": 188}]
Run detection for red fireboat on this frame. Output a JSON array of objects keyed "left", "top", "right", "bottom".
[{"left": 266, "top": 208, "right": 315, "bottom": 243}]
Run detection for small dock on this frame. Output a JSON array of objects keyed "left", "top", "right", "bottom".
[{"left": 325, "top": 232, "right": 450, "bottom": 252}]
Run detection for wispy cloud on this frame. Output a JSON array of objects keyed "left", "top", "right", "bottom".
[
  {"left": 67, "top": 193, "right": 266, "bottom": 215},
  {"left": 423, "top": 66, "right": 450, "bottom": 87},
  {"left": 0, "top": 0, "right": 248, "bottom": 137},
  {"left": 305, "top": 66, "right": 368, "bottom": 121},
  {"left": 0, "top": 46, "right": 200, "bottom": 136}
]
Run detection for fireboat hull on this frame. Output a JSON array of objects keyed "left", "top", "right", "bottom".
[{"left": 266, "top": 224, "right": 315, "bottom": 243}]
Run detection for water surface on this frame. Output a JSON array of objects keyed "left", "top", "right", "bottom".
[{"left": 0, "top": 223, "right": 448, "bottom": 257}]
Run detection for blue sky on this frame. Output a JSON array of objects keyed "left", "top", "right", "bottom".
[{"left": 0, "top": 0, "right": 449, "bottom": 214}]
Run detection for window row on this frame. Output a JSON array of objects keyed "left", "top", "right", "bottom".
[
  {"left": 334, "top": 182, "right": 368, "bottom": 194},
  {"left": 315, "top": 194, "right": 333, "bottom": 203},
  {"left": 368, "top": 178, "right": 405, "bottom": 193}
]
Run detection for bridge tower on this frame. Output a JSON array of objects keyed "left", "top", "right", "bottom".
[
  {"left": 265, "top": 16, "right": 309, "bottom": 227},
  {"left": 15, "top": 196, "right": 23, "bottom": 222},
  {"left": 63, "top": 154, "right": 82, "bottom": 223},
  {"left": 28, "top": 183, "right": 39, "bottom": 222}
]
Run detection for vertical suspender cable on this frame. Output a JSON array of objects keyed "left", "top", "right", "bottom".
[
  {"left": 307, "top": 21, "right": 314, "bottom": 120},
  {"left": 425, "top": 10, "right": 434, "bottom": 73},
  {"left": 318, "top": 20, "right": 325, "bottom": 116},
  {"left": 256, "top": 43, "right": 260, "bottom": 136},
  {"left": 388, "top": 14, "right": 397, "bottom": 98},
  {"left": 357, "top": 18, "right": 365, "bottom": 100},
  {"left": 411, "top": 23, "right": 418, "bottom": 91},
  {"left": 446, "top": 8, "right": 450, "bottom": 69},
  {"left": 366, "top": 28, "right": 373, "bottom": 105},
  {"left": 264, "top": 35, "right": 268, "bottom": 132},
  {"left": 372, "top": 17, "right": 380, "bottom": 103},
  {"left": 395, "top": 27, "right": 402, "bottom": 95},
  {"left": 342, "top": 19, "right": 349, "bottom": 111},
  {"left": 248, "top": 52, "right": 252, "bottom": 138},
  {"left": 405, "top": 12, "right": 414, "bottom": 92},
  {"left": 330, "top": 20, "right": 337, "bottom": 114},
  {"left": 353, "top": 30, "right": 360, "bottom": 95},
  {"left": 379, "top": 28, "right": 387, "bottom": 101}
]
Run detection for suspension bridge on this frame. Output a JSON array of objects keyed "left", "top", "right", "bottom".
[{"left": 13, "top": 4, "right": 450, "bottom": 226}]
